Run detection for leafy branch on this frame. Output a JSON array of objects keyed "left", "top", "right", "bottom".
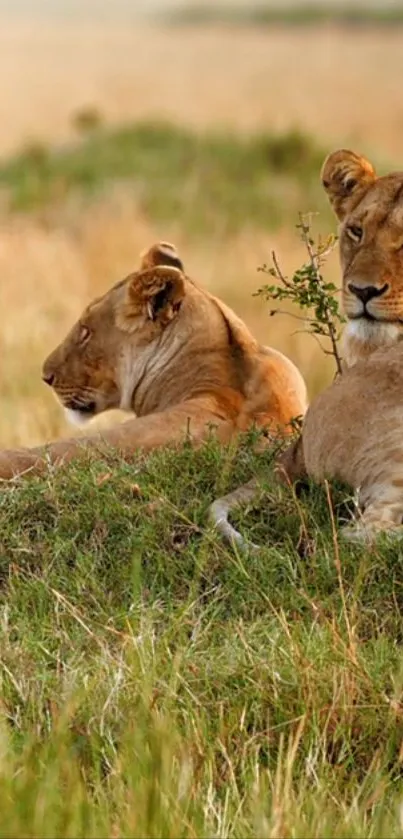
[{"left": 255, "top": 213, "right": 345, "bottom": 376}]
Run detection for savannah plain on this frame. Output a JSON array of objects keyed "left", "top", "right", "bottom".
[
  {"left": 3, "top": 6, "right": 403, "bottom": 838},
  {"left": 2, "top": 11, "right": 403, "bottom": 446}
]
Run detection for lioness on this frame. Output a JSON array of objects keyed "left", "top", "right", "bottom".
[
  {"left": 0, "top": 242, "right": 307, "bottom": 480},
  {"left": 210, "top": 149, "right": 403, "bottom": 544}
]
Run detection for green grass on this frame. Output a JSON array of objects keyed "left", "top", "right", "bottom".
[
  {"left": 166, "top": 3, "right": 403, "bottom": 28},
  {"left": 1, "top": 431, "right": 403, "bottom": 837},
  {"left": 0, "top": 121, "right": 330, "bottom": 233}
]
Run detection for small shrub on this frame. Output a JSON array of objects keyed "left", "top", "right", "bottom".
[{"left": 71, "top": 105, "right": 104, "bottom": 135}]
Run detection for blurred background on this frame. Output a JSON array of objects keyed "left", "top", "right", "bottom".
[{"left": 0, "top": 0, "right": 402, "bottom": 446}]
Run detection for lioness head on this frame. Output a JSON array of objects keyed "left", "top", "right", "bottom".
[
  {"left": 322, "top": 149, "right": 403, "bottom": 365},
  {"left": 42, "top": 243, "right": 186, "bottom": 426}
]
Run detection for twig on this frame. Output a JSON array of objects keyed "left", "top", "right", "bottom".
[
  {"left": 271, "top": 250, "right": 294, "bottom": 291},
  {"left": 255, "top": 214, "right": 344, "bottom": 377},
  {"left": 298, "top": 214, "right": 343, "bottom": 376}
]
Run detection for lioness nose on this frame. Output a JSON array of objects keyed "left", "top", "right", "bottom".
[
  {"left": 42, "top": 371, "right": 55, "bottom": 387},
  {"left": 348, "top": 283, "right": 389, "bottom": 304}
]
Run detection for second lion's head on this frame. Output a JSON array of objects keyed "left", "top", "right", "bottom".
[{"left": 322, "top": 149, "right": 403, "bottom": 365}]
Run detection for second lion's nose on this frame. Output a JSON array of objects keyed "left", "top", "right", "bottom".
[{"left": 348, "top": 283, "right": 389, "bottom": 304}]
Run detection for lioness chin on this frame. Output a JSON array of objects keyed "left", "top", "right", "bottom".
[
  {"left": 0, "top": 242, "right": 307, "bottom": 481},
  {"left": 211, "top": 149, "right": 403, "bottom": 546}
]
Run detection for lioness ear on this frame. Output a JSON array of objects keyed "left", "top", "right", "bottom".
[
  {"left": 321, "top": 149, "right": 376, "bottom": 221},
  {"left": 125, "top": 266, "right": 185, "bottom": 328},
  {"left": 140, "top": 241, "right": 184, "bottom": 272}
]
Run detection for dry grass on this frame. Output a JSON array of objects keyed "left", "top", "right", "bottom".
[
  {"left": 1, "top": 22, "right": 403, "bottom": 158},
  {"left": 0, "top": 19, "right": 399, "bottom": 447}
]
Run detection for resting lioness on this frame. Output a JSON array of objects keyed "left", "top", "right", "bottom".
[
  {"left": 210, "top": 149, "right": 403, "bottom": 545},
  {"left": 0, "top": 242, "right": 307, "bottom": 480}
]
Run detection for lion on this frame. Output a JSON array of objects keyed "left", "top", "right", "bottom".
[
  {"left": 210, "top": 149, "right": 403, "bottom": 545},
  {"left": 0, "top": 242, "right": 307, "bottom": 481}
]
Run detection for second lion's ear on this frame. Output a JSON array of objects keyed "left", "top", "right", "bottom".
[
  {"left": 122, "top": 266, "right": 186, "bottom": 330},
  {"left": 140, "top": 242, "right": 184, "bottom": 272},
  {"left": 321, "top": 149, "right": 376, "bottom": 221}
]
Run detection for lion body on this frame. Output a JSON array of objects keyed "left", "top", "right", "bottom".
[
  {"left": 287, "top": 151, "right": 403, "bottom": 540},
  {"left": 302, "top": 343, "right": 403, "bottom": 489},
  {"left": 211, "top": 151, "right": 403, "bottom": 546},
  {"left": 0, "top": 243, "right": 307, "bottom": 480}
]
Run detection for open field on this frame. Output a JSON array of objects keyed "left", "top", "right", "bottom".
[
  {"left": 1, "top": 20, "right": 403, "bottom": 446},
  {"left": 1, "top": 14, "right": 403, "bottom": 838},
  {"left": 2, "top": 22, "right": 403, "bottom": 159}
]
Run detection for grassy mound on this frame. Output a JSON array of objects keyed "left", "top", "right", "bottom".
[
  {"left": 0, "top": 433, "right": 403, "bottom": 837},
  {"left": 0, "top": 121, "right": 329, "bottom": 233}
]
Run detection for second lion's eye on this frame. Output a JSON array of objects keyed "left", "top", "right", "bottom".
[{"left": 346, "top": 224, "right": 363, "bottom": 243}]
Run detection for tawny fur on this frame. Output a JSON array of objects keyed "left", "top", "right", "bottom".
[
  {"left": 0, "top": 243, "right": 307, "bottom": 481},
  {"left": 210, "top": 149, "right": 403, "bottom": 546},
  {"left": 299, "top": 149, "right": 403, "bottom": 540}
]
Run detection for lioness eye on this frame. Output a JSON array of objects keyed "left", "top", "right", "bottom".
[
  {"left": 346, "top": 224, "right": 363, "bottom": 243},
  {"left": 79, "top": 325, "right": 90, "bottom": 344}
]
